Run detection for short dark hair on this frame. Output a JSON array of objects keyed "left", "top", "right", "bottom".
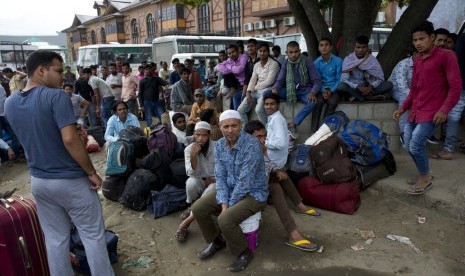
[
  {"left": 63, "top": 83, "right": 73, "bottom": 90},
  {"left": 122, "top": 62, "right": 130, "bottom": 67},
  {"left": 200, "top": 108, "right": 214, "bottom": 122},
  {"left": 65, "top": 65, "right": 71, "bottom": 69},
  {"left": 101, "top": 66, "right": 107, "bottom": 69},
  {"left": 244, "top": 120, "right": 265, "bottom": 135},
  {"left": 180, "top": 67, "right": 191, "bottom": 75},
  {"left": 112, "top": 100, "right": 128, "bottom": 112},
  {"left": 319, "top": 37, "right": 333, "bottom": 45},
  {"left": 218, "top": 50, "right": 226, "bottom": 55},
  {"left": 25, "top": 50, "right": 63, "bottom": 77},
  {"left": 256, "top": 42, "right": 269, "bottom": 51},
  {"left": 434, "top": 28, "right": 450, "bottom": 36},
  {"left": 412, "top": 21, "right": 435, "bottom": 36},
  {"left": 286, "top": 41, "right": 300, "bottom": 49},
  {"left": 271, "top": 45, "right": 281, "bottom": 52},
  {"left": 138, "top": 65, "right": 145, "bottom": 70},
  {"left": 227, "top": 44, "right": 239, "bottom": 52},
  {"left": 90, "top": 65, "right": 98, "bottom": 70},
  {"left": 448, "top": 33, "right": 458, "bottom": 43},
  {"left": 172, "top": 113, "right": 185, "bottom": 124},
  {"left": 82, "top": 68, "right": 92, "bottom": 74},
  {"left": 172, "top": 58, "right": 180, "bottom": 64},
  {"left": 355, "top": 35, "right": 369, "bottom": 45},
  {"left": 108, "top": 62, "right": 116, "bottom": 67},
  {"left": 263, "top": 92, "right": 280, "bottom": 104},
  {"left": 2, "top": 67, "right": 13, "bottom": 74},
  {"left": 247, "top": 38, "right": 258, "bottom": 45},
  {"left": 184, "top": 58, "right": 193, "bottom": 64},
  {"left": 115, "top": 56, "right": 122, "bottom": 61}
]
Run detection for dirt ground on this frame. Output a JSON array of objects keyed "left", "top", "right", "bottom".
[{"left": 1, "top": 150, "right": 465, "bottom": 276}]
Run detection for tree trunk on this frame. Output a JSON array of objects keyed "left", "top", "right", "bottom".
[
  {"left": 299, "top": 0, "right": 331, "bottom": 46},
  {"left": 340, "top": 0, "right": 382, "bottom": 57},
  {"left": 331, "top": 0, "right": 345, "bottom": 55},
  {"left": 377, "top": 0, "right": 439, "bottom": 78},
  {"left": 288, "top": 0, "right": 319, "bottom": 59}
]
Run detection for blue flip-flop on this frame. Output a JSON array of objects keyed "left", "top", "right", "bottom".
[{"left": 407, "top": 182, "right": 433, "bottom": 195}]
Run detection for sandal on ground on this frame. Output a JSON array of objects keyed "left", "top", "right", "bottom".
[
  {"left": 407, "top": 175, "right": 434, "bottom": 185},
  {"left": 285, "top": 239, "right": 318, "bottom": 252},
  {"left": 429, "top": 151, "right": 453, "bottom": 160},
  {"left": 407, "top": 182, "right": 433, "bottom": 195},
  {"left": 179, "top": 209, "right": 191, "bottom": 221},
  {"left": 175, "top": 228, "right": 188, "bottom": 242},
  {"left": 298, "top": 208, "right": 321, "bottom": 217}
]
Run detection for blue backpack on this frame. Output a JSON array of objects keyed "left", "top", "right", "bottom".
[
  {"left": 105, "top": 138, "right": 135, "bottom": 176},
  {"left": 323, "top": 111, "right": 349, "bottom": 134},
  {"left": 149, "top": 184, "right": 188, "bottom": 219},
  {"left": 339, "top": 120, "right": 388, "bottom": 166},
  {"left": 287, "top": 144, "right": 312, "bottom": 174}
]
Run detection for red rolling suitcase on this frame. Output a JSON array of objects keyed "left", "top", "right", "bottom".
[
  {"left": 0, "top": 195, "right": 50, "bottom": 276},
  {"left": 297, "top": 176, "right": 361, "bottom": 215}
]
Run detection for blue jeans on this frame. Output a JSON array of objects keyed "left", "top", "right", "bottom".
[
  {"left": 126, "top": 99, "right": 137, "bottom": 115},
  {"left": 269, "top": 87, "right": 317, "bottom": 126},
  {"left": 101, "top": 96, "right": 115, "bottom": 129},
  {"left": 232, "top": 90, "right": 243, "bottom": 111},
  {"left": 443, "top": 90, "right": 465, "bottom": 152},
  {"left": 237, "top": 89, "right": 269, "bottom": 125},
  {"left": 87, "top": 97, "right": 98, "bottom": 127},
  {"left": 0, "top": 116, "right": 20, "bottom": 156},
  {"left": 144, "top": 101, "right": 163, "bottom": 127},
  {"left": 403, "top": 121, "right": 435, "bottom": 175},
  {"left": 392, "top": 92, "right": 410, "bottom": 134}
]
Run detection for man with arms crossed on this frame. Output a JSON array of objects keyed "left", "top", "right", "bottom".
[{"left": 5, "top": 50, "right": 114, "bottom": 275}]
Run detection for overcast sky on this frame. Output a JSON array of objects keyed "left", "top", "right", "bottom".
[{"left": 0, "top": 0, "right": 97, "bottom": 36}]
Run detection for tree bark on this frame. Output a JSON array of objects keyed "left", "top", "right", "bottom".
[
  {"left": 299, "top": 0, "right": 331, "bottom": 44},
  {"left": 331, "top": 0, "right": 344, "bottom": 55},
  {"left": 287, "top": 0, "right": 319, "bottom": 59},
  {"left": 377, "top": 0, "right": 439, "bottom": 78},
  {"left": 340, "top": 0, "right": 382, "bottom": 57}
]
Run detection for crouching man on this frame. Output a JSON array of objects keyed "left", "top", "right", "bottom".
[{"left": 192, "top": 110, "right": 268, "bottom": 272}]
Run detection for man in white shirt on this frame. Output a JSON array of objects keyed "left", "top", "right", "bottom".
[
  {"left": 263, "top": 92, "right": 288, "bottom": 168},
  {"left": 105, "top": 63, "right": 123, "bottom": 101},
  {"left": 84, "top": 68, "right": 115, "bottom": 129},
  {"left": 237, "top": 42, "right": 280, "bottom": 125}
]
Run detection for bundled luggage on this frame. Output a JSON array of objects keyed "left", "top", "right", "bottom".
[
  {"left": 69, "top": 229, "right": 118, "bottom": 275},
  {"left": 323, "top": 111, "right": 349, "bottom": 134},
  {"left": 297, "top": 176, "right": 360, "bottom": 215},
  {"left": 356, "top": 150, "right": 396, "bottom": 190},
  {"left": 0, "top": 194, "right": 50, "bottom": 276},
  {"left": 149, "top": 185, "right": 188, "bottom": 219},
  {"left": 309, "top": 135, "right": 357, "bottom": 184},
  {"left": 339, "top": 120, "right": 389, "bottom": 166},
  {"left": 169, "top": 159, "right": 189, "bottom": 189},
  {"left": 119, "top": 126, "right": 149, "bottom": 158},
  {"left": 119, "top": 169, "right": 160, "bottom": 211},
  {"left": 287, "top": 144, "right": 312, "bottom": 174}
]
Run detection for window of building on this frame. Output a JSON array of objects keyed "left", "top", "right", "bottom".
[
  {"left": 147, "top": 14, "right": 156, "bottom": 37},
  {"left": 100, "top": 27, "right": 106, "bottom": 44},
  {"left": 90, "top": 30, "right": 96, "bottom": 44},
  {"left": 198, "top": 4, "right": 210, "bottom": 33},
  {"left": 132, "top": 19, "right": 139, "bottom": 44},
  {"left": 158, "top": 4, "right": 183, "bottom": 21},
  {"left": 225, "top": 0, "right": 241, "bottom": 36}
]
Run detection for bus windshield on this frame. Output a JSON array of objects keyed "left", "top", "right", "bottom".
[{"left": 77, "top": 45, "right": 152, "bottom": 68}]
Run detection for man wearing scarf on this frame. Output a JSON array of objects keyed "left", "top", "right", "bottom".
[
  {"left": 271, "top": 41, "right": 321, "bottom": 137},
  {"left": 337, "top": 35, "right": 392, "bottom": 101}
]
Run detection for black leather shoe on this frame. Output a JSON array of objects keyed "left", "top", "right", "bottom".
[
  {"left": 228, "top": 248, "right": 253, "bottom": 272},
  {"left": 198, "top": 240, "right": 226, "bottom": 260}
]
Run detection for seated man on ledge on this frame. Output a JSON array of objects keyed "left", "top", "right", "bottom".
[
  {"left": 192, "top": 110, "right": 268, "bottom": 273},
  {"left": 337, "top": 35, "right": 392, "bottom": 101}
]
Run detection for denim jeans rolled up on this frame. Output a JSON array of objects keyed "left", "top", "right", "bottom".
[{"left": 403, "top": 121, "right": 435, "bottom": 175}]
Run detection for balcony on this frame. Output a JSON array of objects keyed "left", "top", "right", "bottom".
[{"left": 251, "top": 0, "right": 290, "bottom": 17}]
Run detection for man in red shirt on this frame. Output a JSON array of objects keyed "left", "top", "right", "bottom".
[{"left": 393, "top": 21, "right": 461, "bottom": 195}]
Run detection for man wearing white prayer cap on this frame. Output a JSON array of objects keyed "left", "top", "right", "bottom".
[{"left": 192, "top": 109, "right": 268, "bottom": 272}]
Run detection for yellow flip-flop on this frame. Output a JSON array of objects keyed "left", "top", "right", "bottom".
[
  {"left": 285, "top": 239, "right": 318, "bottom": 252},
  {"left": 299, "top": 208, "right": 321, "bottom": 217}
]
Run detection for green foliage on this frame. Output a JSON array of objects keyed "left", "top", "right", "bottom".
[{"left": 170, "top": 0, "right": 211, "bottom": 7}]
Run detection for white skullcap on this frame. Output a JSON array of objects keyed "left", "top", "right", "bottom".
[
  {"left": 219, "top": 110, "right": 242, "bottom": 122},
  {"left": 194, "top": 121, "right": 211, "bottom": 131}
]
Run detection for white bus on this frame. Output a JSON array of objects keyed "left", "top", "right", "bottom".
[
  {"left": 77, "top": 44, "right": 152, "bottom": 70},
  {"left": 152, "top": 35, "right": 273, "bottom": 65},
  {"left": 0, "top": 42, "right": 38, "bottom": 70}
]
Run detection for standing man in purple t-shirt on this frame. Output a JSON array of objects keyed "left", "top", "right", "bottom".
[
  {"left": 393, "top": 21, "right": 461, "bottom": 195},
  {"left": 5, "top": 50, "right": 114, "bottom": 276}
]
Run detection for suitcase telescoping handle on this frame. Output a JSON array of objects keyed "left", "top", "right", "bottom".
[{"left": 19, "top": 236, "right": 32, "bottom": 268}]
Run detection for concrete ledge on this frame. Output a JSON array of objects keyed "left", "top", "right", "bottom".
[{"left": 250, "top": 101, "right": 401, "bottom": 152}]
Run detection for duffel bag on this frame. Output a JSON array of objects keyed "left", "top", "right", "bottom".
[
  {"left": 148, "top": 184, "right": 188, "bottom": 219},
  {"left": 69, "top": 229, "right": 118, "bottom": 275},
  {"left": 105, "top": 138, "right": 135, "bottom": 176},
  {"left": 357, "top": 150, "right": 396, "bottom": 190},
  {"left": 119, "top": 169, "right": 160, "bottom": 211},
  {"left": 297, "top": 176, "right": 360, "bottom": 215}
]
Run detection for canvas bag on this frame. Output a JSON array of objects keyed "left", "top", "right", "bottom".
[
  {"left": 105, "top": 138, "right": 135, "bottom": 176},
  {"left": 287, "top": 144, "right": 312, "bottom": 174},
  {"left": 149, "top": 184, "right": 188, "bottom": 219}
]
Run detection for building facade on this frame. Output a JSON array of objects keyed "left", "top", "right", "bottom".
[{"left": 62, "top": 0, "right": 396, "bottom": 65}]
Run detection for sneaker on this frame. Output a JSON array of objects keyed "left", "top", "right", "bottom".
[
  {"left": 427, "top": 136, "right": 441, "bottom": 145},
  {"left": 288, "top": 127, "right": 299, "bottom": 139}
]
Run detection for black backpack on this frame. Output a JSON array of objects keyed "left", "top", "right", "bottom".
[
  {"left": 119, "top": 126, "right": 149, "bottom": 158},
  {"left": 141, "top": 149, "right": 172, "bottom": 188},
  {"left": 119, "top": 169, "right": 160, "bottom": 211},
  {"left": 102, "top": 175, "right": 127, "bottom": 202},
  {"left": 169, "top": 159, "right": 188, "bottom": 189}
]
